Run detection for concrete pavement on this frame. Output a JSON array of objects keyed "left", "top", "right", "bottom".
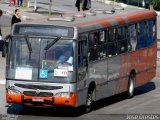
[
  {"left": 1, "top": 0, "right": 159, "bottom": 22},
  {"left": 0, "top": 0, "right": 116, "bottom": 21}
]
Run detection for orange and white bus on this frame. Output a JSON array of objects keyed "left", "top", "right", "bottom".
[{"left": 3, "top": 9, "right": 157, "bottom": 112}]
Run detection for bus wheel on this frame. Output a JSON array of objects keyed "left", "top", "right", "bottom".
[
  {"left": 23, "top": 105, "right": 29, "bottom": 110},
  {"left": 85, "top": 89, "right": 94, "bottom": 113},
  {"left": 127, "top": 73, "right": 135, "bottom": 98}
]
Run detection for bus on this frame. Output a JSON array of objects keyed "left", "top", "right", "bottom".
[{"left": 3, "top": 9, "right": 157, "bottom": 113}]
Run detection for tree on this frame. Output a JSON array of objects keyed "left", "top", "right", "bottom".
[{"left": 151, "top": 0, "right": 160, "bottom": 10}]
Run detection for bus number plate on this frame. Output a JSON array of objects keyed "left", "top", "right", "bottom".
[{"left": 32, "top": 98, "right": 44, "bottom": 102}]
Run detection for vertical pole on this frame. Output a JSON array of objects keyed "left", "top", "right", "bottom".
[
  {"left": 138, "top": 0, "right": 140, "bottom": 7},
  {"left": 25, "top": 0, "right": 29, "bottom": 7},
  {"left": 113, "top": 0, "right": 115, "bottom": 9},
  {"left": 149, "top": 0, "right": 153, "bottom": 10},
  {"left": 49, "top": 0, "right": 52, "bottom": 16},
  {"left": 127, "top": 0, "right": 129, "bottom": 4},
  {"left": 27, "top": 0, "right": 30, "bottom": 8},
  {"left": 142, "top": 0, "right": 145, "bottom": 7},
  {"left": 34, "top": 0, "right": 37, "bottom": 11}
]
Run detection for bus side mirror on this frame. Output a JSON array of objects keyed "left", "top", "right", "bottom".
[{"left": 2, "top": 34, "right": 11, "bottom": 57}]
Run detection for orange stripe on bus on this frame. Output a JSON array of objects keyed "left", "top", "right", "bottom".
[
  {"left": 6, "top": 93, "right": 76, "bottom": 107},
  {"left": 76, "top": 10, "right": 156, "bottom": 27}
]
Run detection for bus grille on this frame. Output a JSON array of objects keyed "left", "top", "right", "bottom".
[
  {"left": 23, "top": 91, "right": 53, "bottom": 97},
  {"left": 14, "top": 83, "right": 63, "bottom": 90}
]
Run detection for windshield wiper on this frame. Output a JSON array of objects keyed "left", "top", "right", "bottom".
[
  {"left": 24, "top": 35, "right": 32, "bottom": 53},
  {"left": 44, "top": 37, "right": 61, "bottom": 50},
  {"left": 24, "top": 35, "right": 32, "bottom": 61}
]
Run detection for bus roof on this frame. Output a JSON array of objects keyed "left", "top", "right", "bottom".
[{"left": 21, "top": 8, "right": 157, "bottom": 34}]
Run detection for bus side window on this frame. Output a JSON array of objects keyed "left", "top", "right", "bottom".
[
  {"left": 117, "top": 26, "right": 128, "bottom": 54},
  {"left": 117, "top": 26, "right": 126, "bottom": 40},
  {"left": 147, "top": 19, "right": 156, "bottom": 47},
  {"left": 153, "top": 19, "right": 156, "bottom": 42},
  {"left": 88, "top": 32, "right": 98, "bottom": 61},
  {"left": 108, "top": 28, "right": 117, "bottom": 56},
  {"left": 128, "top": 24, "right": 137, "bottom": 51},
  {"left": 99, "top": 31, "right": 105, "bottom": 44},
  {"left": 144, "top": 21, "right": 148, "bottom": 45},
  {"left": 97, "top": 31, "right": 107, "bottom": 59},
  {"left": 78, "top": 35, "right": 87, "bottom": 67},
  {"left": 136, "top": 22, "right": 147, "bottom": 49}
]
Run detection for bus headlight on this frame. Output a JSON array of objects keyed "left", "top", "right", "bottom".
[
  {"left": 55, "top": 92, "right": 72, "bottom": 98},
  {"left": 8, "top": 89, "right": 21, "bottom": 94}
]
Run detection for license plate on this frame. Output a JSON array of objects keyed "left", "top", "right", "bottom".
[{"left": 32, "top": 98, "right": 44, "bottom": 102}]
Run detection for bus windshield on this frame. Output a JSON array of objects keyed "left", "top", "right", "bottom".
[{"left": 6, "top": 36, "right": 76, "bottom": 83}]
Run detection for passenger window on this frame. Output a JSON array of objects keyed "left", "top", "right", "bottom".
[
  {"left": 99, "top": 31, "right": 105, "bottom": 44},
  {"left": 118, "top": 39, "right": 127, "bottom": 54},
  {"left": 97, "top": 44, "right": 107, "bottom": 59},
  {"left": 117, "top": 27, "right": 127, "bottom": 40},
  {"left": 78, "top": 35, "right": 87, "bottom": 67},
  {"left": 153, "top": 20, "right": 156, "bottom": 42},
  {"left": 128, "top": 24, "right": 137, "bottom": 51},
  {"left": 147, "top": 20, "right": 153, "bottom": 46},
  {"left": 108, "top": 28, "right": 116, "bottom": 42},
  {"left": 147, "top": 20, "right": 156, "bottom": 47},
  {"left": 108, "top": 28, "right": 118, "bottom": 56},
  {"left": 136, "top": 22, "right": 147, "bottom": 49},
  {"left": 105, "top": 30, "right": 109, "bottom": 42},
  {"left": 88, "top": 32, "right": 98, "bottom": 61},
  {"left": 97, "top": 31, "right": 107, "bottom": 59}
]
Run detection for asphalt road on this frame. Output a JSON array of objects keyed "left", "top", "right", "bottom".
[
  {"left": 1, "top": 12, "right": 160, "bottom": 120},
  {"left": 0, "top": 62, "right": 160, "bottom": 120}
]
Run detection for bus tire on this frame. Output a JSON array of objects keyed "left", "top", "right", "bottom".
[
  {"left": 23, "top": 105, "right": 30, "bottom": 110},
  {"left": 85, "top": 88, "right": 95, "bottom": 113},
  {"left": 127, "top": 73, "right": 135, "bottom": 98}
]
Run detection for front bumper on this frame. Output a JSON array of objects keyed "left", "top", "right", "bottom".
[{"left": 6, "top": 92, "right": 76, "bottom": 107}]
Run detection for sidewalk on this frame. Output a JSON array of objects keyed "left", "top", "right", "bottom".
[
  {"left": 0, "top": 0, "right": 115, "bottom": 21},
  {"left": 0, "top": 0, "right": 52, "bottom": 21},
  {"left": 1, "top": 0, "right": 159, "bottom": 21}
]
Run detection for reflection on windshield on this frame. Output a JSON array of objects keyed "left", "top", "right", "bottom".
[
  {"left": 6, "top": 37, "right": 75, "bottom": 83},
  {"left": 44, "top": 37, "right": 61, "bottom": 50}
]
